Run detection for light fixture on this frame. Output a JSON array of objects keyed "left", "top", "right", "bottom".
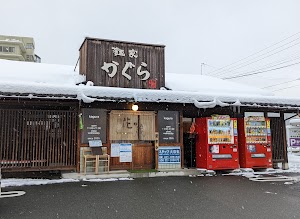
[{"left": 132, "top": 103, "right": 139, "bottom": 111}]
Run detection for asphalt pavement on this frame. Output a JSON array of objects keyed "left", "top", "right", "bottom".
[{"left": 1, "top": 175, "right": 300, "bottom": 219}]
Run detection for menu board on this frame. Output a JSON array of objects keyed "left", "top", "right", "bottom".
[
  {"left": 81, "top": 108, "right": 107, "bottom": 143},
  {"left": 158, "top": 111, "right": 179, "bottom": 143},
  {"left": 245, "top": 117, "right": 267, "bottom": 143},
  {"left": 207, "top": 118, "right": 234, "bottom": 144}
]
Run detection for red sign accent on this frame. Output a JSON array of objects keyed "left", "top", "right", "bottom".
[{"left": 148, "top": 79, "right": 157, "bottom": 89}]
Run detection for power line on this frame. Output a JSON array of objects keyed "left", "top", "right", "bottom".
[
  {"left": 222, "top": 60, "right": 300, "bottom": 79},
  {"left": 272, "top": 83, "right": 300, "bottom": 91},
  {"left": 213, "top": 39, "right": 300, "bottom": 77},
  {"left": 224, "top": 52, "right": 300, "bottom": 79},
  {"left": 231, "top": 53, "right": 300, "bottom": 78},
  {"left": 209, "top": 31, "right": 300, "bottom": 76},
  {"left": 262, "top": 78, "right": 300, "bottom": 89},
  {"left": 208, "top": 31, "right": 300, "bottom": 77}
]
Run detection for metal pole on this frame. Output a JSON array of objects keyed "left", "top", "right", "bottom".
[{"left": 201, "top": 63, "right": 205, "bottom": 75}]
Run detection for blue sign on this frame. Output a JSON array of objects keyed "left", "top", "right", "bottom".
[{"left": 158, "top": 146, "right": 181, "bottom": 164}]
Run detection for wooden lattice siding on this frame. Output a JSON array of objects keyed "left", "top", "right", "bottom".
[
  {"left": 0, "top": 109, "right": 78, "bottom": 171},
  {"left": 270, "top": 116, "right": 286, "bottom": 163},
  {"left": 109, "top": 111, "right": 155, "bottom": 141}
]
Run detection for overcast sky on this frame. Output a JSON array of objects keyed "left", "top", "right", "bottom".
[{"left": 1, "top": 0, "right": 300, "bottom": 95}]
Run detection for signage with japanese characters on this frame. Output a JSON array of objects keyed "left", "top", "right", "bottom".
[
  {"left": 119, "top": 143, "right": 132, "bottom": 162},
  {"left": 79, "top": 38, "right": 165, "bottom": 89},
  {"left": 158, "top": 111, "right": 179, "bottom": 143},
  {"left": 81, "top": 108, "right": 107, "bottom": 144},
  {"left": 158, "top": 146, "right": 181, "bottom": 164}
]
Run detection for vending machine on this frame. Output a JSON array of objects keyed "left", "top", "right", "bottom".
[
  {"left": 238, "top": 116, "right": 272, "bottom": 169},
  {"left": 195, "top": 115, "right": 239, "bottom": 170}
]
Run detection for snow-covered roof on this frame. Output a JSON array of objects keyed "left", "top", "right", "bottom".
[
  {"left": 1, "top": 59, "right": 300, "bottom": 108},
  {"left": 165, "top": 73, "right": 273, "bottom": 96},
  {"left": 0, "top": 59, "right": 84, "bottom": 85},
  {"left": 289, "top": 118, "right": 300, "bottom": 126}
]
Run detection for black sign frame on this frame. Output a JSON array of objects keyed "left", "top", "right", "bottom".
[
  {"left": 158, "top": 111, "right": 179, "bottom": 143},
  {"left": 81, "top": 108, "right": 107, "bottom": 144}
]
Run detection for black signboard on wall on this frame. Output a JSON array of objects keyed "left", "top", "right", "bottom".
[
  {"left": 81, "top": 108, "right": 107, "bottom": 144},
  {"left": 158, "top": 111, "right": 179, "bottom": 143}
]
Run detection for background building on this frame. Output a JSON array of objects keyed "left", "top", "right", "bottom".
[{"left": 0, "top": 35, "right": 41, "bottom": 62}]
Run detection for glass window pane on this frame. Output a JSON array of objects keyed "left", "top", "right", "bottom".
[
  {"left": 26, "top": 43, "right": 34, "bottom": 49},
  {"left": 9, "top": 47, "right": 15, "bottom": 53}
]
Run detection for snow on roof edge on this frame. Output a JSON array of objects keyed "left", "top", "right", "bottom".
[{"left": 1, "top": 82, "right": 300, "bottom": 108}]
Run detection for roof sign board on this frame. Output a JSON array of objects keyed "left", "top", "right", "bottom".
[{"left": 79, "top": 38, "right": 165, "bottom": 89}]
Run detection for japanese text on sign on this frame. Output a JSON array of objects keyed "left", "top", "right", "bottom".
[
  {"left": 119, "top": 143, "right": 132, "bottom": 162},
  {"left": 158, "top": 146, "right": 181, "bottom": 164},
  {"left": 101, "top": 47, "right": 150, "bottom": 81}
]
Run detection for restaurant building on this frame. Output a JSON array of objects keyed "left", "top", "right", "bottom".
[{"left": 0, "top": 37, "right": 300, "bottom": 173}]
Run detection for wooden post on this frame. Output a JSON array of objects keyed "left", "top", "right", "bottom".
[
  {"left": 180, "top": 110, "right": 184, "bottom": 169},
  {"left": 76, "top": 106, "right": 81, "bottom": 173},
  {"left": 281, "top": 112, "right": 289, "bottom": 170}
]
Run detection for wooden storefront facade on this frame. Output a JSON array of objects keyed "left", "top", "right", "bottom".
[
  {"left": 0, "top": 98, "right": 294, "bottom": 172},
  {"left": 0, "top": 37, "right": 297, "bottom": 173},
  {"left": 79, "top": 102, "right": 183, "bottom": 171}
]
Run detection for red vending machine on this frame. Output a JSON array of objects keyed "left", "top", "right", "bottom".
[
  {"left": 195, "top": 115, "right": 239, "bottom": 170},
  {"left": 238, "top": 116, "right": 272, "bottom": 169}
]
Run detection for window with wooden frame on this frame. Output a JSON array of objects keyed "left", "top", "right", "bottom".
[{"left": 110, "top": 110, "right": 155, "bottom": 141}]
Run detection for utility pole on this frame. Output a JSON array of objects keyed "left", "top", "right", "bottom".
[{"left": 201, "top": 63, "right": 205, "bottom": 75}]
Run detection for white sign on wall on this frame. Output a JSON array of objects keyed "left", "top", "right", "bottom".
[
  {"left": 119, "top": 143, "right": 132, "bottom": 162},
  {"left": 111, "top": 143, "right": 120, "bottom": 157}
]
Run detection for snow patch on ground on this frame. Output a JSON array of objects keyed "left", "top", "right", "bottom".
[
  {"left": 0, "top": 177, "right": 134, "bottom": 188},
  {"left": 1, "top": 178, "right": 79, "bottom": 188},
  {"left": 83, "top": 178, "right": 133, "bottom": 182}
]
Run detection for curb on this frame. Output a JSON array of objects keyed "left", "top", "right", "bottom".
[{"left": 62, "top": 169, "right": 209, "bottom": 180}]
